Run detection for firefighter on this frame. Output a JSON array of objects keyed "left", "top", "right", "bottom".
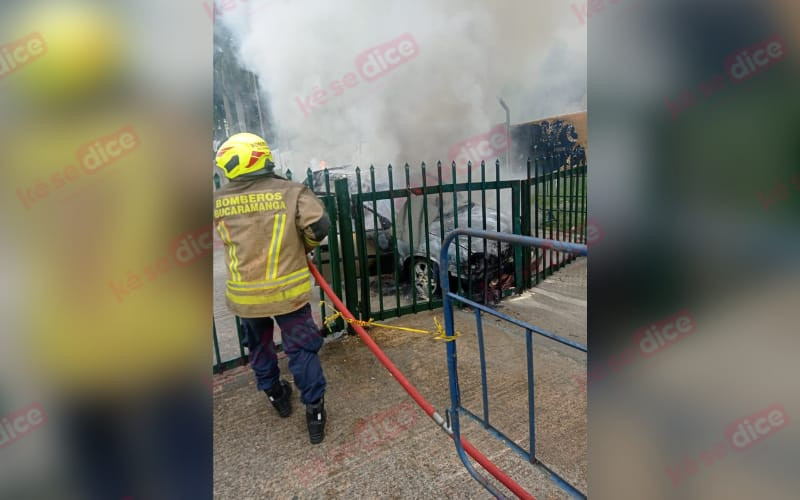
[{"left": 214, "top": 133, "right": 330, "bottom": 444}]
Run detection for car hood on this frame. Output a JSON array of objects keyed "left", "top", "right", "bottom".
[{"left": 438, "top": 206, "right": 510, "bottom": 254}]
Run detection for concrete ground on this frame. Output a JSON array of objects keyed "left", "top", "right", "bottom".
[{"left": 213, "top": 258, "right": 586, "bottom": 499}]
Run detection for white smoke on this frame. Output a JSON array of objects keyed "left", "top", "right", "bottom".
[{"left": 221, "top": 0, "right": 586, "bottom": 174}]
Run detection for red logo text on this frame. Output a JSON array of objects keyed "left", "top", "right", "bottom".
[
  {"left": 0, "top": 402, "right": 47, "bottom": 448},
  {"left": 633, "top": 310, "right": 695, "bottom": 357},
  {"left": 0, "top": 33, "right": 47, "bottom": 80},
  {"left": 77, "top": 126, "right": 140, "bottom": 175},
  {"left": 448, "top": 124, "right": 510, "bottom": 174},
  {"left": 725, "top": 35, "right": 785, "bottom": 82},
  {"left": 725, "top": 403, "right": 788, "bottom": 450}
]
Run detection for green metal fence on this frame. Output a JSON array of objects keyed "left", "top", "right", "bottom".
[
  {"left": 343, "top": 157, "right": 587, "bottom": 323},
  {"left": 351, "top": 160, "right": 513, "bottom": 321},
  {"left": 526, "top": 156, "right": 588, "bottom": 288},
  {"left": 212, "top": 154, "right": 587, "bottom": 373}
]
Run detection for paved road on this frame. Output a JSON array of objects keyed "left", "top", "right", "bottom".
[{"left": 213, "top": 258, "right": 586, "bottom": 499}]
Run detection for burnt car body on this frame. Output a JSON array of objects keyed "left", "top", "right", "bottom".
[
  {"left": 310, "top": 167, "right": 512, "bottom": 300},
  {"left": 396, "top": 194, "right": 512, "bottom": 299}
]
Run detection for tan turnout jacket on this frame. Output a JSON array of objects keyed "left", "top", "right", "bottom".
[{"left": 214, "top": 175, "right": 328, "bottom": 317}]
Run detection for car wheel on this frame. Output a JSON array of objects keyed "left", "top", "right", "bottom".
[{"left": 412, "top": 259, "right": 439, "bottom": 300}]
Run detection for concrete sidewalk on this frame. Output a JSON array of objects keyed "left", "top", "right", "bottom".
[{"left": 213, "top": 259, "right": 586, "bottom": 499}]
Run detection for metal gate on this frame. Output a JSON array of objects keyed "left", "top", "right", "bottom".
[{"left": 440, "top": 228, "right": 588, "bottom": 499}]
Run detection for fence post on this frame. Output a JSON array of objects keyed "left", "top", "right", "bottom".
[
  {"left": 213, "top": 318, "right": 222, "bottom": 374},
  {"left": 420, "top": 162, "right": 433, "bottom": 308},
  {"left": 565, "top": 163, "right": 573, "bottom": 263},
  {"left": 512, "top": 181, "right": 523, "bottom": 293},
  {"left": 451, "top": 162, "right": 463, "bottom": 296},
  {"left": 387, "top": 165, "right": 402, "bottom": 313},
  {"left": 547, "top": 155, "right": 555, "bottom": 277},
  {"left": 495, "top": 160, "right": 502, "bottom": 294},
  {"left": 369, "top": 165, "right": 385, "bottom": 319},
  {"left": 405, "top": 164, "right": 417, "bottom": 312},
  {"left": 322, "top": 170, "right": 344, "bottom": 331},
  {"left": 521, "top": 161, "right": 532, "bottom": 290},
  {"left": 354, "top": 168, "right": 371, "bottom": 321},
  {"left": 234, "top": 316, "right": 247, "bottom": 365},
  {"left": 579, "top": 161, "right": 587, "bottom": 244},
  {"left": 334, "top": 178, "right": 359, "bottom": 326},
  {"left": 533, "top": 157, "right": 540, "bottom": 286},
  {"left": 467, "top": 162, "right": 473, "bottom": 302},
  {"left": 480, "top": 161, "right": 489, "bottom": 303}
]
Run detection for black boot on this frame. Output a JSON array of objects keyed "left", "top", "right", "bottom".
[
  {"left": 306, "top": 398, "right": 326, "bottom": 444},
  {"left": 265, "top": 380, "right": 292, "bottom": 418}
]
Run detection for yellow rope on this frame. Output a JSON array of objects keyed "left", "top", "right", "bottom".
[{"left": 320, "top": 302, "right": 461, "bottom": 342}]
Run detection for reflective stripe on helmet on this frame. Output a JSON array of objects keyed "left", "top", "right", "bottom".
[{"left": 215, "top": 133, "right": 274, "bottom": 180}]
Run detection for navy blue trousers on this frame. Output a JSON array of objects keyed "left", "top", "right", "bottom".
[{"left": 240, "top": 304, "right": 326, "bottom": 405}]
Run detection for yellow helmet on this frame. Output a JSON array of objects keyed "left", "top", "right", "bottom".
[{"left": 215, "top": 133, "right": 275, "bottom": 180}]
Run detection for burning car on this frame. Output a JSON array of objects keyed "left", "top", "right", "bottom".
[
  {"left": 396, "top": 193, "right": 513, "bottom": 300},
  {"left": 310, "top": 167, "right": 514, "bottom": 302}
]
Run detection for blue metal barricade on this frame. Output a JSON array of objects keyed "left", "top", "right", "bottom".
[{"left": 440, "top": 228, "right": 588, "bottom": 499}]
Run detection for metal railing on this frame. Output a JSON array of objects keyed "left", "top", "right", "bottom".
[
  {"left": 350, "top": 158, "right": 587, "bottom": 323},
  {"left": 440, "top": 228, "right": 588, "bottom": 499}
]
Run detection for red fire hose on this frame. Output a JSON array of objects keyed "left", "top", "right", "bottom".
[{"left": 308, "top": 260, "right": 535, "bottom": 500}]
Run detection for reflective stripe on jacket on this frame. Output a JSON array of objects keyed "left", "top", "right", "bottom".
[{"left": 214, "top": 175, "right": 327, "bottom": 317}]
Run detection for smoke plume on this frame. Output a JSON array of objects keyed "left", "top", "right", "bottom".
[{"left": 221, "top": 0, "right": 586, "bottom": 175}]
